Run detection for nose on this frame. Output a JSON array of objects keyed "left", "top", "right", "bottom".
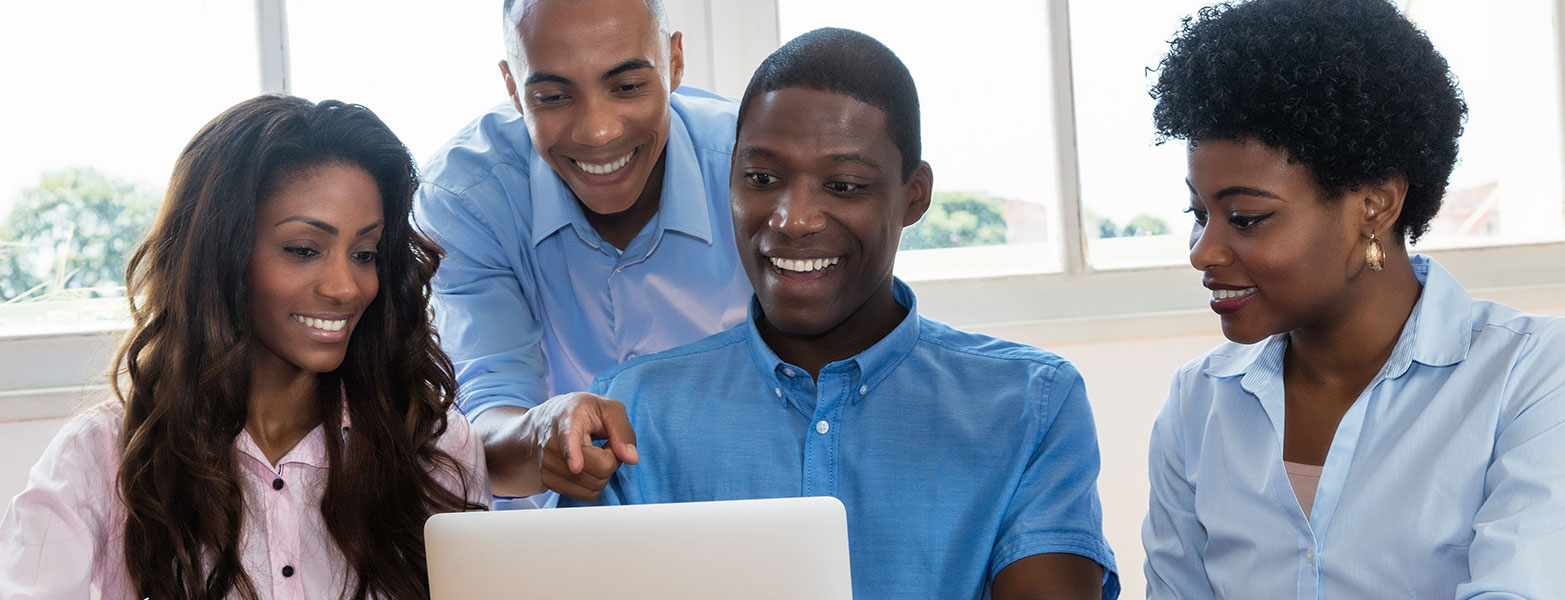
[
  {"left": 1188, "top": 221, "right": 1231, "bottom": 271},
  {"left": 316, "top": 254, "right": 367, "bottom": 305},
  {"left": 571, "top": 95, "right": 624, "bottom": 147},
  {"left": 767, "top": 186, "right": 828, "bottom": 238}
]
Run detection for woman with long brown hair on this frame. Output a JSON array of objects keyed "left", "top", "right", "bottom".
[{"left": 0, "top": 95, "right": 488, "bottom": 599}]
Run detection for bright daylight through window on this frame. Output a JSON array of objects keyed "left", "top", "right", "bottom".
[
  {"left": 1073, "top": 0, "right": 1565, "bottom": 269},
  {"left": 0, "top": 1, "right": 260, "bottom": 335}
]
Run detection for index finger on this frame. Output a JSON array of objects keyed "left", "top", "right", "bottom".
[{"left": 595, "top": 400, "right": 639, "bottom": 465}]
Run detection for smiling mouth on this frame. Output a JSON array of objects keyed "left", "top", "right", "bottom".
[
  {"left": 1210, "top": 287, "right": 1257, "bottom": 301},
  {"left": 292, "top": 314, "right": 347, "bottom": 332},
  {"left": 770, "top": 256, "right": 840, "bottom": 273},
  {"left": 569, "top": 147, "right": 637, "bottom": 176}
]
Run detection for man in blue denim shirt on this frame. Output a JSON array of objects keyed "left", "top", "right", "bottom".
[
  {"left": 413, "top": 0, "right": 751, "bottom": 505},
  {"left": 563, "top": 28, "right": 1119, "bottom": 599}
]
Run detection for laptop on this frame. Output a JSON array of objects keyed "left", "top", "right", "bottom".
[{"left": 425, "top": 496, "right": 854, "bottom": 599}]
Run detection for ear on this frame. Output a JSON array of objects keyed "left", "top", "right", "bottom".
[
  {"left": 667, "top": 31, "right": 685, "bottom": 93},
  {"left": 901, "top": 161, "right": 934, "bottom": 227},
  {"left": 500, "top": 60, "right": 524, "bottom": 115},
  {"left": 1359, "top": 174, "right": 1408, "bottom": 240}
]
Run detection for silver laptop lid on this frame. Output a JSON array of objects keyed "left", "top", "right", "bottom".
[{"left": 426, "top": 496, "right": 853, "bottom": 599}]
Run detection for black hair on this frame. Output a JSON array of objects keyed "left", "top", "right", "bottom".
[
  {"left": 1151, "top": 0, "right": 1467, "bottom": 243},
  {"left": 737, "top": 27, "right": 922, "bottom": 181}
]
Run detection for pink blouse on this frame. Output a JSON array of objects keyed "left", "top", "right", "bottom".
[{"left": 0, "top": 402, "right": 489, "bottom": 599}]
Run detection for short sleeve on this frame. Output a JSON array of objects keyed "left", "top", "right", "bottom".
[{"left": 989, "top": 361, "right": 1119, "bottom": 599}]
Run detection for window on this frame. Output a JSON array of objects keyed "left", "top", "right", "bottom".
[
  {"left": 1072, "top": 0, "right": 1565, "bottom": 270},
  {"left": 287, "top": 0, "right": 505, "bottom": 164},
  {"left": 778, "top": 0, "right": 1068, "bottom": 279},
  {"left": 0, "top": 1, "right": 261, "bottom": 335}
]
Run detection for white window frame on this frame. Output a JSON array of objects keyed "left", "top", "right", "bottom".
[{"left": 5, "top": 0, "right": 1563, "bottom": 421}]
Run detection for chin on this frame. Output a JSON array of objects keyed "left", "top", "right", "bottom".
[{"left": 1218, "top": 321, "right": 1272, "bottom": 345}]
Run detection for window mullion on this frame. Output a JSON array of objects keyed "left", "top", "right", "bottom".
[
  {"left": 1051, "top": 0, "right": 1089, "bottom": 277},
  {"left": 255, "top": 0, "right": 291, "bottom": 94}
]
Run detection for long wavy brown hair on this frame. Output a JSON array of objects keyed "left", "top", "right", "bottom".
[{"left": 111, "top": 95, "right": 485, "bottom": 599}]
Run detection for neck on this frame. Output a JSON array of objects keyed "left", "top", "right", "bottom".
[
  {"left": 584, "top": 150, "right": 667, "bottom": 251},
  {"left": 245, "top": 353, "right": 325, "bottom": 466},
  {"left": 760, "top": 280, "right": 907, "bottom": 379},
  {"left": 1285, "top": 247, "right": 1422, "bottom": 389}
]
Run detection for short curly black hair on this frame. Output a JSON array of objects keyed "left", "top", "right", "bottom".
[{"left": 1151, "top": 0, "right": 1467, "bottom": 243}]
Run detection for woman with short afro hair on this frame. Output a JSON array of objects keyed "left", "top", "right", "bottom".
[{"left": 1140, "top": 0, "right": 1565, "bottom": 597}]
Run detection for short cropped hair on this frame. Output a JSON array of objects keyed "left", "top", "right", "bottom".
[
  {"left": 1151, "top": 0, "right": 1467, "bottom": 243},
  {"left": 502, "top": 0, "right": 670, "bottom": 67},
  {"left": 737, "top": 27, "right": 922, "bottom": 181}
]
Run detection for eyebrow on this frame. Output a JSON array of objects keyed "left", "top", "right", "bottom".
[
  {"left": 828, "top": 152, "right": 881, "bottom": 171},
  {"left": 274, "top": 216, "right": 383, "bottom": 236},
  {"left": 523, "top": 58, "right": 656, "bottom": 87},
  {"left": 736, "top": 147, "right": 883, "bottom": 172},
  {"left": 1185, "top": 179, "right": 1283, "bottom": 201}
]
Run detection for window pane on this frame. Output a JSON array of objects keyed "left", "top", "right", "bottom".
[
  {"left": 0, "top": 1, "right": 260, "bottom": 334},
  {"left": 287, "top": 0, "right": 505, "bottom": 168},
  {"left": 778, "top": 0, "right": 1064, "bottom": 278},
  {"left": 1072, "top": 0, "right": 1565, "bottom": 270}
]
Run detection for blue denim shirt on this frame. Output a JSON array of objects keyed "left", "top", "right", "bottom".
[
  {"left": 565, "top": 280, "right": 1120, "bottom": 599},
  {"left": 1143, "top": 255, "right": 1565, "bottom": 598},
  {"left": 413, "top": 87, "right": 753, "bottom": 420}
]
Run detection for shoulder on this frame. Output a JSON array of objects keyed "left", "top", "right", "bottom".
[
  {"left": 420, "top": 102, "right": 535, "bottom": 199},
  {"left": 50, "top": 401, "right": 125, "bottom": 465},
  {"left": 23, "top": 401, "right": 125, "bottom": 503},
  {"left": 670, "top": 87, "right": 739, "bottom": 156},
  {"left": 1469, "top": 302, "right": 1565, "bottom": 397},
  {"left": 915, "top": 316, "right": 1079, "bottom": 380}
]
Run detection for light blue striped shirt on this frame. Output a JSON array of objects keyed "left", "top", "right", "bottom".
[
  {"left": 413, "top": 88, "right": 753, "bottom": 419},
  {"left": 1143, "top": 255, "right": 1565, "bottom": 598}
]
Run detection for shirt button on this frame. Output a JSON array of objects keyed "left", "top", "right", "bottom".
[
  {"left": 281, "top": 565, "right": 295, "bottom": 577},
  {"left": 271, "top": 478, "right": 284, "bottom": 491},
  {"left": 815, "top": 420, "right": 830, "bottom": 435},
  {"left": 783, "top": 368, "right": 795, "bottom": 377},
  {"left": 859, "top": 385, "right": 868, "bottom": 395},
  {"left": 1305, "top": 548, "right": 1315, "bottom": 565},
  {"left": 774, "top": 388, "right": 782, "bottom": 398}
]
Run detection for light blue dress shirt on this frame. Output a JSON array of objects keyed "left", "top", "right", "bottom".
[
  {"left": 564, "top": 280, "right": 1120, "bottom": 599},
  {"left": 1142, "top": 255, "right": 1565, "bottom": 598},
  {"left": 412, "top": 87, "right": 753, "bottom": 421}
]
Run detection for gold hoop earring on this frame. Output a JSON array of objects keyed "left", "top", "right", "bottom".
[{"left": 1365, "top": 232, "right": 1385, "bottom": 272}]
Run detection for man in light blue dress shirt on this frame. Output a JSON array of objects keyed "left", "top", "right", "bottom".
[
  {"left": 413, "top": 0, "right": 750, "bottom": 505},
  {"left": 562, "top": 28, "right": 1119, "bottom": 599}
]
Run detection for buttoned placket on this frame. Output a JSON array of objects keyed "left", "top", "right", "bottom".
[
  {"left": 261, "top": 460, "right": 304, "bottom": 599},
  {"left": 1246, "top": 338, "right": 1405, "bottom": 600},
  {"left": 602, "top": 225, "right": 663, "bottom": 364},
  {"left": 797, "top": 364, "right": 863, "bottom": 498}
]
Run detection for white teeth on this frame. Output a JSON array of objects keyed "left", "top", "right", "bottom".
[
  {"left": 1211, "top": 287, "right": 1258, "bottom": 301},
  {"left": 292, "top": 314, "right": 347, "bottom": 332},
  {"left": 573, "top": 148, "right": 637, "bottom": 175},
  {"left": 770, "top": 256, "right": 840, "bottom": 273}
]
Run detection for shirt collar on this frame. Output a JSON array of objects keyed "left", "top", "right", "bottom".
[
  {"left": 527, "top": 105, "right": 712, "bottom": 248},
  {"left": 744, "top": 278, "right": 922, "bottom": 404},
  {"left": 233, "top": 398, "right": 352, "bottom": 470},
  {"left": 1203, "top": 254, "right": 1472, "bottom": 380}
]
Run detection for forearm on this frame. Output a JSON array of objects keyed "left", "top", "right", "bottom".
[{"left": 472, "top": 405, "right": 546, "bottom": 497}]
